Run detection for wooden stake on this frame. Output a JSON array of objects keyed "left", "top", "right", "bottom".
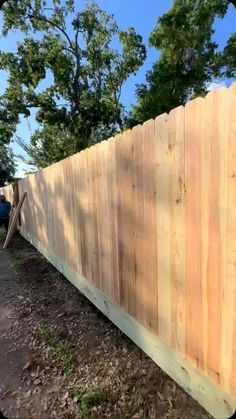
[{"left": 3, "top": 192, "right": 27, "bottom": 249}]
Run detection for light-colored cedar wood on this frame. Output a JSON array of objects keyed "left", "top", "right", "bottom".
[
  {"left": 131, "top": 124, "right": 145, "bottom": 325},
  {"left": 8, "top": 182, "right": 20, "bottom": 229},
  {"left": 141, "top": 119, "right": 158, "bottom": 332},
  {"left": 216, "top": 86, "right": 232, "bottom": 393},
  {"left": 119, "top": 129, "right": 136, "bottom": 315},
  {"left": 3, "top": 192, "right": 27, "bottom": 249},
  {"left": 70, "top": 154, "right": 82, "bottom": 275},
  {"left": 199, "top": 95, "right": 211, "bottom": 378},
  {"left": 89, "top": 146, "right": 99, "bottom": 288},
  {"left": 125, "top": 129, "right": 137, "bottom": 318},
  {"left": 99, "top": 140, "right": 112, "bottom": 297},
  {"left": 205, "top": 88, "right": 228, "bottom": 384},
  {"left": 96, "top": 142, "right": 104, "bottom": 293},
  {"left": 51, "top": 162, "right": 64, "bottom": 265},
  {"left": 67, "top": 156, "right": 78, "bottom": 271},
  {"left": 185, "top": 97, "right": 204, "bottom": 368},
  {"left": 85, "top": 148, "right": 95, "bottom": 284},
  {"left": 78, "top": 151, "right": 86, "bottom": 278},
  {"left": 104, "top": 140, "right": 113, "bottom": 300},
  {"left": 91, "top": 146, "right": 99, "bottom": 287},
  {"left": 99, "top": 142, "right": 106, "bottom": 293},
  {"left": 0, "top": 184, "right": 13, "bottom": 205},
  {"left": 93, "top": 144, "right": 102, "bottom": 290},
  {"left": 60, "top": 160, "right": 69, "bottom": 265},
  {"left": 115, "top": 133, "right": 126, "bottom": 308},
  {"left": 155, "top": 113, "right": 172, "bottom": 346},
  {"left": 19, "top": 228, "right": 236, "bottom": 419},
  {"left": 42, "top": 168, "right": 49, "bottom": 250},
  {"left": 108, "top": 139, "right": 119, "bottom": 304},
  {"left": 82, "top": 149, "right": 91, "bottom": 281},
  {"left": 45, "top": 165, "right": 57, "bottom": 255},
  {"left": 227, "top": 83, "right": 236, "bottom": 396},
  {"left": 76, "top": 151, "right": 86, "bottom": 278},
  {"left": 105, "top": 139, "right": 117, "bottom": 302},
  {"left": 6, "top": 82, "right": 236, "bottom": 413},
  {"left": 35, "top": 171, "right": 44, "bottom": 249},
  {"left": 117, "top": 131, "right": 129, "bottom": 312},
  {"left": 168, "top": 106, "right": 186, "bottom": 357},
  {"left": 94, "top": 144, "right": 102, "bottom": 290},
  {"left": 27, "top": 177, "right": 33, "bottom": 244},
  {"left": 17, "top": 179, "right": 27, "bottom": 235},
  {"left": 8, "top": 184, "right": 16, "bottom": 229}
]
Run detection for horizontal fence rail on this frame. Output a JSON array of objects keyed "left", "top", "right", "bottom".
[{"left": 1, "top": 83, "right": 236, "bottom": 417}]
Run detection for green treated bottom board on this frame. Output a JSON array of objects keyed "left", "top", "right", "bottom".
[{"left": 20, "top": 228, "right": 236, "bottom": 419}]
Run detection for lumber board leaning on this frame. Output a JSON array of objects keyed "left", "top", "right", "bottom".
[
  {"left": 3, "top": 192, "right": 27, "bottom": 249},
  {"left": 19, "top": 228, "right": 236, "bottom": 419}
]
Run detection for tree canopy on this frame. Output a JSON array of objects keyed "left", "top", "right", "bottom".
[
  {"left": 0, "top": 0, "right": 146, "bottom": 168},
  {"left": 0, "top": 145, "right": 15, "bottom": 186},
  {"left": 0, "top": 1, "right": 7, "bottom": 8},
  {"left": 132, "top": 0, "right": 236, "bottom": 125}
]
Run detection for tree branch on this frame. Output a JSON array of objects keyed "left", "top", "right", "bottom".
[
  {"left": 63, "top": 46, "right": 77, "bottom": 57},
  {"left": 72, "top": 28, "right": 82, "bottom": 111},
  {"left": 28, "top": 12, "right": 75, "bottom": 53},
  {"left": 25, "top": 101, "right": 70, "bottom": 111}
]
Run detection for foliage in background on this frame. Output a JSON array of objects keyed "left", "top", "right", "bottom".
[
  {"left": 0, "top": 145, "right": 15, "bottom": 186},
  {"left": 131, "top": 0, "right": 236, "bottom": 125},
  {"left": 0, "top": 0, "right": 146, "bottom": 168}
]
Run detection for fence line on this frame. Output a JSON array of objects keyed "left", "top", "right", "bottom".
[{"left": 1, "top": 83, "right": 236, "bottom": 417}]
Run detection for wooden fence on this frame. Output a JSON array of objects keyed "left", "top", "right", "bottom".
[{"left": 1, "top": 83, "right": 236, "bottom": 417}]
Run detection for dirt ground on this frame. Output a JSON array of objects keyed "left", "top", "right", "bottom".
[{"left": 0, "top": 230, "right": 211, "bottom": 419}]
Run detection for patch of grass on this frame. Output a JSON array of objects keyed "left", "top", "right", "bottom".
[
  {"left": 73, "top": 386, "right": 113, "bottom": 417},
  {"left": 40, "top": 323, "right": 77, "bottom": 375},
  {"left": 10, "top": 248, "right": 24, "bottom": 266},
  {"left": 0, "top": 228, "right": 6, "bottom": 242}
]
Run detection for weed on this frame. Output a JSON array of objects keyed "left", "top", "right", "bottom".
[
  {"left": 40, "top": 323, "right": 77, "bottom": 375},
  {"left": 10, "top": 248, "right": 24, "bottom": 266},
  {"left": 73, "top": 386, "right": 113, "bottom": 417},
  {"left": 0, "top": 228, "right": 6, "bottom": 241}
]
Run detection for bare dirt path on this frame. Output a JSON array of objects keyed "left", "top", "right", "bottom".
[
  {"left": 0, "top": 245, "right": 29, "bottom": 418},
  {"left": 0, "top": 231, "right": 210, "bottom": 418}
]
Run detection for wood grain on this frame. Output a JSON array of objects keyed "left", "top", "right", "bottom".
[{"left": 2, "top": 82, "right": 235, "bottom": 412}]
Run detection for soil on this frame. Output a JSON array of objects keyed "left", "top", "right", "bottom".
[{"left": 0, "top": 230, "right": 211, "bottom": 418}]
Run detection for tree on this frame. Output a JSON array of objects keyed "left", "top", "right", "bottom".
[
  {"left": 0, "top": 1, "right": 8, "bottom": 8},
  {"left": 132, "top": 0, "right": 236, "bottom": 125},
  {"left": 0, "top": 0, "right": 146, "bottom": 168},
  {"left": 0, "top": 145, "right": 15, "bottom": 186}
]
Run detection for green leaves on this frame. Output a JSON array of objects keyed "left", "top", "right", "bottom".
[
  {"left": 223, "top": 33, "right": 236, "bottom": 77},
  {"left": 0, "top": 0, "right": 146, "bottom": 168},
  {"left": 132, "top": 0, "right": 236, "bottom": 125},
  {"left": 0, "top": 145, "right": 15, "bottom": 186}
]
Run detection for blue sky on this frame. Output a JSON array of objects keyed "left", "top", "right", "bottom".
[{"left": 0, "top": 1, "right": 235, "bottom": 176}]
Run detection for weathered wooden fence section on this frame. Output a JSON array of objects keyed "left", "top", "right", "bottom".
[{"left": 2, "top": 83, "right": 236, "bottom": 417}]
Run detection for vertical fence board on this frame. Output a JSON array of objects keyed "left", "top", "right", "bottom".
[
  {"left": 131, "top": 125, "right": 145, "bottom": 325},
  {"left": 116, "top": 133, "right": 127, "bottom": 309},
  {"left": 185, "top": 98, "right": 204, "bottom": 368},
  {"left": 227, "top": 83, "right": 236, "bottom": 396},
  {"left": 155, "top": 113, "right": 172, "bottom": 345},
  {"left": 121, "top": 129, "right": 136, "bottom": 316},
  {"left": 108, "top": 139, "right": 119, "bottom": 304},
  {"left": 168, "top": 106, "right": 186, "bottom": 357},
  {"left": 141, "top": 119, "right": 158, "bottom": 332},
  {"left": 205, "top": 89, "right": 229, "bottom": 384},
  {"left": 6, "top": 83, "right": 236, "bottom": 412}
]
